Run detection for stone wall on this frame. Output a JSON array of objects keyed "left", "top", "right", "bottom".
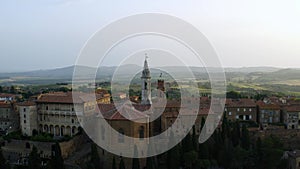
[{"left": 59, "top": 134, "right": 86, "bottom": 159}]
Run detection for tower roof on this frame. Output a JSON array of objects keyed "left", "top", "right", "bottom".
[{"left": 141, "top": 54, "right": 151, "bottom": 78}]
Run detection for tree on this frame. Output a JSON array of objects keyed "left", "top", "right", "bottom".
[
  {"left": 9, "top": 86, "right": 15, "bottom": 94},
  {"left": 146, "top": 143, "right": 157, "bottom": 169},
  {"left": 0, "top": 148, "right": 10, "bottom": 169},
  {"left": 192, "top": 125, "right": 198, "bottom": 151},
  {"left": 28, "top": 146, "right": 41, "bottom": 169},
  {"left": 119, "top": 157, "right": 125, "bottom": 169},
  {"left": 241, "top": 124, "right": 250, "bottom": 150},
  {"left": 167, "top": 131, "right": 180, "bottom": 169},
  {"left": 232, "top": 121, "right": 241, "bottom": 147},
  {"left": 183, "top": 151, "right": 197, "bottom": 169},
  {"left": 48, "top": 143, "right": 64, "bottom": 169},
  {"left": 132, "top": 145, "right": 140, "bottom": 169},
  {"left": 182, "top": 132, "right": 193, "bottom": 153},
  {"left": 112, "top": 156, "right": 117, "bottom": 169},
  {"left": 200, "top": 117, "right": 205, "bottom": 131},
  {"left": 91, "top": 143, "right": 101, "bottom": 169}
]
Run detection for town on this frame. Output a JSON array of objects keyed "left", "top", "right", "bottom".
[{"left": 1, "top": 58, "right": 300, "bottom": 169}]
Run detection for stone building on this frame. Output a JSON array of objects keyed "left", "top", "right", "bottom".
[
  {"left": 257, "top": 100, "right": 281, "bottom": 124},
  {"left": 283, "top": 105, "right": 300, "bottom": 129},
  {"left": 18, "top": 101, "right": 37, "bottom": 136},
  {"left": 0, "top": 101, "right": 19, "bottom": 134},
  {"left": 35, "top": 92, "right": 100, "bottom": 137},
  {"left": 224, "top": 98, "right": 257, "bottom": 122}
]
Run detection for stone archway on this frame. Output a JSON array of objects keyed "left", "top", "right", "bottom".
[
  {"left": 44, "top": 125, "right": 49, "bottom": 133},
  {"left": 49, "top": 125, "right": 54, "bottom": 135},
  {"left": 66, "top": 126, "right": 71, "bottom": 136},
  {"left": 39, "top": 124, "right": 43, "bottom": 133},
  {"left": 61, "top": 126, "right": 65, "bottom": 136},
  {"left": 55, "top": 125, "right": 60, "bottom": 136}
]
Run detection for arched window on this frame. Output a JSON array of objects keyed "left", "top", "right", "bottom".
[
  {"left": 118, "top": 128, "right": 125, "bottom": 143},
  {"left": 139, "top": 126, "right": 145, "bottom": 140}
]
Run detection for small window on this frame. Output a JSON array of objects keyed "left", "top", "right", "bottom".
[
  {"left": 24, "top": 114, "right": 26, "bottom": 118},
  {"left": 24, "top": 120, "right": 26, "bottom": 123},
  {"left": 228, "top": 112, "right": 232, "bottom": 116},
  {"left": 139, "top": 126, "right": 145, "bottom": 140},
  {"left": 249, "top": 108, "right": 252, "bottom": 112},
  {"left": 244, "top": 108, "right": 246, "bottom": 112},
  {"left": 23, "top": 108, "right": 26, "bottom": 112},
  {"left": 237, "top": 108, "right": 240, "bottom": 112},
  {"left": 46, "top": 106, "right": 48, "bottom": 110}
]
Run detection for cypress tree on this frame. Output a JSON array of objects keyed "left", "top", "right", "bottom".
[
  {"left": 28, "top": 146, "right": 41, "bottom": 169},
  {"left": 91, "top": 143, "right": 101, "bottom": 169},
  {"left": 146, "top": 143, "right": 157, "bottom": 169},
  {"left": 192, "top": 125, "right": 198, "bottom": 151},
  {"left": 119, "top": 157, "right": 125, "bottom": 169},
  {"left": 132, "top": 145, "right": 140, "bottom": 169},
  {"left": 167, "top": 131, "right": 180, "bottom": 169},
  {"left": 241, "top": 124, "right": 250, "bottom": 150},
  {"left": 112, "top": 156, "right": 117, "bottom": 169},
  {"left": 200, "top": 117, "right": 205, "bottom": 131},
  {"left": 49, "top": 143, "right": 64, "bottom": 169}
]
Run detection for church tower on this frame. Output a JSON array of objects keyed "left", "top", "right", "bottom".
[{"left": 141, "top": 54, "right": 152, "bottom": 105}]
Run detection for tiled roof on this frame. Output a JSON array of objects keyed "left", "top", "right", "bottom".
[
  {"left": 0, "top": 102, "right": 12, "bottom": 108},
  {"left": 17, "top": 101, "right": 36, "bottom": 106},
  {"left": 97, "top": 103, "right": 148, "bottom": 121},
  {"left": 283, "top": 105, "right": 300, "bottom": 112},
  {"left": 225, "top": 98, "right": 256, "bottom": 107},
  {"left": 0, "top": 93, "right": 16, "bottom": 98},
  {"left": 257, "top": 101, "right": 281, "bottom": 110},
  {"left": 36, "top": 92, "right": 97, "bottom": 104}
]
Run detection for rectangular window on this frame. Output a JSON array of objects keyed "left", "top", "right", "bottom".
[
  {"left": 228, "top": 112, "right": 232, "bottom": 116},
  {"left": 23, "top": 108, "right": 26, "bottom": 112},
  {"left": 24, "top": 120, "right": 26, "bottom": 123}
]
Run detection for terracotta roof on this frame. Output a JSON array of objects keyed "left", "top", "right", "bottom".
[
  {"left": 0, "top": 93, "right": 16, "bottom": 98},
  {"left": 17, "top": 101, "right": 36, "bottom": 106},
  {"left": 283, "top": 105, "right": 300, "bottom": 112},
  {"left": 97, "top": 104, "right": 148, "bottom": 121},
  {"left": 0, "top": 103, "right": 12, "bottom": 108},
  {"left": 257, "top": 101, "right": 280, "bottom": 110},
  {"left": 36, "top": 92, "right": 97, "bottom": 104},
  {"left": 225, "top": 98, "right": 256, "bottom": 107}
]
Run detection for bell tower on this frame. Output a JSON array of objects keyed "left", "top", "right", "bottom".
[{"left": 141, "top": 54, "right": 152, "bottom": 105}]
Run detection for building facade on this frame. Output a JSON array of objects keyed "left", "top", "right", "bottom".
[
  {"left": 0, "top": 101, "right": 19, "bottom": 134},
  {"left": 35, "top": 92, "right": 99, "bottom": 137},
  {"left": 18, "top": 102, "right": 37, "bottom": 136},
  {"left": 224, "top": 99, "right": 257, "bottom": 122},
  {"left": 257, "top": 101, "right": 281, "bottom": 124}
]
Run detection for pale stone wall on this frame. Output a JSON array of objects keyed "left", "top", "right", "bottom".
[{"left": 19, "top": 105, "right": 37, "bottom": 136}]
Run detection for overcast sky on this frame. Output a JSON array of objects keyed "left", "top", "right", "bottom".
[{"left": 1, "top": 0, "right": 300, "bottom": 72}]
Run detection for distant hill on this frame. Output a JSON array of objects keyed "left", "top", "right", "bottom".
[
  {"left": 0, "top": 65, "right": 299, "bottom": 85},
  {"left": 254, "top": 68, "right": 300, "bottom": 83}
]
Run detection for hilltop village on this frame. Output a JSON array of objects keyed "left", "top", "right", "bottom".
[{"left": 1, "top": 59, "right": 300, "bottom": 169}]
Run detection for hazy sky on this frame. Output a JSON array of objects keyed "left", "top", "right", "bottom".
[{"left": 1, "top": 0, "right": 300, "bottom": 72}]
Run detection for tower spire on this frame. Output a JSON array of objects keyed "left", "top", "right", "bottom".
[{"left": 141, "top": 53, "right": 151, "bottom": 105}]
